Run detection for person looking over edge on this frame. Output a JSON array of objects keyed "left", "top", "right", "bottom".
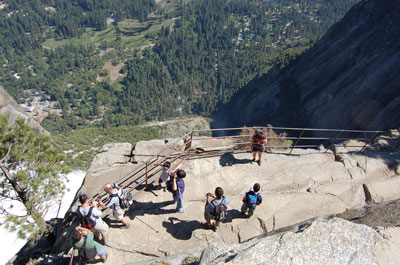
[
  {"left": 203, "top": 187, "right": 229, "bottom": 231},
  {"left": 171, "top": 169, "right": 186, "bottom": 213},
  {"left": 77, "top": 194, "right": 109, "bottom": 244},
  {"left": 251, "top": 129, "right": 267, "bottom": 166},
  {"left": 99, "top": 183, "right": 130, "bottom": 229},
  {"left": 70, "top": 226, "right": 108, "bottom": 263},
  {"left": 241, "top": 183, "right": 262, "bottom": 217}
]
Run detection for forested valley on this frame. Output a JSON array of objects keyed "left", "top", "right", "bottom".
[{"left": 0, "top": 0, "right": 359, "bottom": 168}]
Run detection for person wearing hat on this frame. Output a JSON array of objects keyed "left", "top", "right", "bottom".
[{"left": 251, "top": 129, "right": 267, "bottom": 166}]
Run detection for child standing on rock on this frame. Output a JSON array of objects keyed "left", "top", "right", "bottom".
[{"left": 241, "top": 183, "right": 262, "bottom": 217}]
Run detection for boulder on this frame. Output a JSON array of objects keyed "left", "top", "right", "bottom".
[
  {"left": 132, "top": 138, "right": 184, "bottom": 163},
  {"left": 262, "top": 192, "right": 348, "bottom": 230},
  {"left": 191, "top": 137, "right": 237, "bottom": 152},
  {"left": 86, "top": 143, "right": 132, "bottom": 176},
  {"left": 312, "top": 182, "right": 365, "bottom": 207},
  {"left": 198, "top": 218, "right": 388, "bottom": 265},
  {"left": 364, "top": 176, "right": 400, "bottom": 203}
]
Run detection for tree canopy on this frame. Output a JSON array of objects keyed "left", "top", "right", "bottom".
[{"left": 0, "top": 114, "right": 70, "bottom": 241}]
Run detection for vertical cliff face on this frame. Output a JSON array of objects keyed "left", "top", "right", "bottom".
[{"left": 214, "top": 0, "right": 400, "bottom": 131}]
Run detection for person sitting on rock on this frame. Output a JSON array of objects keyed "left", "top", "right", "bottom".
[
  {"left": 203, "top": 187, "right": 229, "bottom": 231},
  {"left": 171, "top": 169, "right": 186, "bottom": 213},
  {"left": 77, "top": 194, "right": 109, "bottom": 245},
  {"left": 251, "top": 129, "right": 267, "bottom": 166},
  {"left": 241, "top": 183, "right": 262, "bottom": 217},
  {"left": 99, "top": 183, "right": 130, "bottom": 229},
  {"left": 70, "top": 226, "right": 108, "bottom": 263}
]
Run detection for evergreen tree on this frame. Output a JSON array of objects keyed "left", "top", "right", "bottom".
[{"left": 0, "top": 115, "right": 70, "bottom": 241}]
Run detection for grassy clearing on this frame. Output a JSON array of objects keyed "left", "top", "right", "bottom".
[{"left": 43, "top": 18, "right": 176, "bottom": 49}]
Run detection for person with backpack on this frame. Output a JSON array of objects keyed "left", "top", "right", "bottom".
[
  {"left": 241, "top": 183, "right": 262, "bottom": 217},
  {"left": 70, "top": 226, "right": 107, "bottom": 263},
  {"left": 171, "top": 169, "right": 186, "bottom": 213},
  {"left": 99, "top": 183, "right": 130, "bottom": 229},
  {"left": 203, "top": 187, "right": 229, "bottom": 231},
  {"left": 251, "top": 129, "right": 268, "bottom": 166},
  {"left": 76, "top": 194, "right": 109, "bottom": 245}
]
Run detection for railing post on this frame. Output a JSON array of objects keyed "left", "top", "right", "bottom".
[
  {"left": 360, "top": 131, "right": 378, "bottom": 152},
  {"left": 364, "top": 131, "right": 368, "bottom": 172},
  {"left": 325, "top": 131, "right": 343, "bottom": 153},
  {"left": 288, "top": 129, "right": 304, "bottom": 155},
  {"left": 145, "top": 162, "right": 148, "bottom": 188},
  {"left": 187, "top": 131, "right": 194, "bottom": 160}
]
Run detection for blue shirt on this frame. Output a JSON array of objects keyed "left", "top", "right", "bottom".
[{"left": 105, "top": 190, "right": 121, "bottom": 210}]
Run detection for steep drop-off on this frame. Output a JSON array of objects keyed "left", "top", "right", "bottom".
[{"left": 214, "top": 0, "right": 400, "bottom": 131}]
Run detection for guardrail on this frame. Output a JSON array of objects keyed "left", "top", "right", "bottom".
[{"left": 92, "top": 126, "right": 384, "bottom": 201}]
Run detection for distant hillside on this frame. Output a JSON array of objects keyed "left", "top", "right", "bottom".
[
  {"left": 0, "top": 85, "right": 49, "bottom": 136},
  {"left": 214, "top": 0, "right": 400, "bottom": 131},
  {"left": 0, "top": 0, "right": 359, "bottom": 132}
]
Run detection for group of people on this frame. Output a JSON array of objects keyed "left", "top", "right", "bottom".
[{"left": 71, "top": 129, "right": 267, "bottom": 263}]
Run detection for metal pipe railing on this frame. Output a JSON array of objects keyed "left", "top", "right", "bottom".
[{"left": 91, "top": 126, "right": 384, "bottom": 203}]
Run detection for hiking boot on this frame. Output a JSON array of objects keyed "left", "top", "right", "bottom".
[
  {"left": 257, "top": 160, "right": 261, "bottom": 166},
  {"left": 212, "top": 224, "right": 218, "bottom": 232}
]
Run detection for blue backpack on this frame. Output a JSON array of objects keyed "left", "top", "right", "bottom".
[{"left": 247, "top": 194, "right": 258, "bottom": 209}]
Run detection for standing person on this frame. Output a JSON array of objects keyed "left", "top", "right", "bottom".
[
  {"left": 241, "top": 183, "right": 262, "bottom": 217},
  {"left": 156, "top": 161, "right": 172, "bottom": 190},
  {"left": 99, "top": 183, "right": 130, "bottom": 229},
  {"left": 171, "top": 169, "right": 186, "bottom": 213},
  {"left": 251, "top": 129, "right": 267, "bottom": 166},
  {"left": 70, "top": 226, "right": 108, "bottom": 263},
  {"left": 203, "top": 187, "right": 229, "bottom": 231},
  {"left": 76, "top": 194, "right": 109, "bottom": 244},
  {"left": 154, "top": 161, "right": 182, "bottom": 190}
]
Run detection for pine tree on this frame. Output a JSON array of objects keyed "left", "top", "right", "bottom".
[{"left": 0, "top": 114, "right": 70, "bottom": 241}]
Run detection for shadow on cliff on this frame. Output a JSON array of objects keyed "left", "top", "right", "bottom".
[
  {"left": 220, "top": 153, "right": 252, "bottom": 167},
  {"left": 162, "top": 217, "right": 207, "bottom": 240}
]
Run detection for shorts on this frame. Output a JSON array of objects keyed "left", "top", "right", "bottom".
[
  {"left": 252, "top": 145, "right": 264, "bottom": 152},
  {"left": 112, "top": 209, "right": 125, "bottom": 221},
  {"left": 94, "top": 220, "right": 109, "bottom": 234},
  {"left": 97, "top": 245, "right": 107, "bottom": 256}
]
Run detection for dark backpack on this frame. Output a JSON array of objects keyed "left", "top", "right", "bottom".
[
  {"left": 212, "top": 197, "right": 227, "bottom": 221},
  {"left": 111, "top": 184, "right": 133, "bottom": 209},
  {"left": 76, "top": 206, "right": 96, "bottom": 230},
  {"left": 166, "top": 179, "right": 174, "bottom": 193},
  {"left": 247, "top": 193, "right": 258, "bottom": 209},
  {"left": 78, "top": 236, "right": 97, "bottom": 263}
]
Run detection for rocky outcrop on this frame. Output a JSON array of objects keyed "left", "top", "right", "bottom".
[
  {"left": 43, "top": 130, "right": 400, "bottom": 265},
  {"left": 196, "top": 218, "right": 400, "bottom": 265},
  {"left": 214, "top": 0, "right": 400, "bottom": 131},
  {"left": 0, "top": 85, "right": 49, "bottom": 136}
]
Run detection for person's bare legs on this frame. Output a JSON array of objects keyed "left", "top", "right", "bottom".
[{"left": 257, "top": 151, "right": 263, "bottom": 165}]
